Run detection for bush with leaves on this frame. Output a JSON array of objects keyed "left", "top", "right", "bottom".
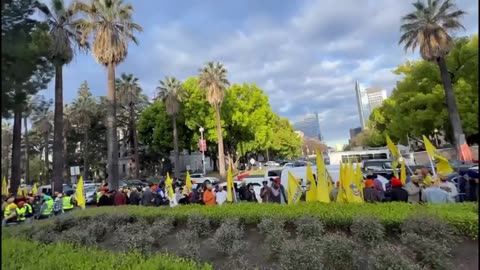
[
  {"left": 401, "top": 232, "right": 451, "bottom": 270},
  {"left": 278, "top": 238, "right": 324, "bottom": 270},
  {"left": 371, "top": 244, "right": 423, "bottom": 270},
  {"left": 176, "top": 229, "right": 201, "bottom": 260},
  {"left": 401, "top": 214, "right": 456, "bottom": 246},
  {"left": 113, "top": 221, "right": 155, "bottom": 254},
  {"left": 321, "top": 233, "right": 357, "bottom": 270},
  {"left": 294, "top": 216, "right": 325, "bottom": 241},
  {"left": 258, "top": 217, "right": 290, "bottom": 259},
  {"left": 350, "top": 215, "right": 385, "bottom": 249},
  {"left": 187, "top": 213, "right": 212, "bottom": 238},
  {"left": 210, "top": 218, "right": 246, "bottom": 257}
]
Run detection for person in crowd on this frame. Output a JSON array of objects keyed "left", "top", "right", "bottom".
[
  {"left": 129, "top": 187, "right": 141, "bottom": 205},
  {"left": 385, "top": 177, "right": 408, "bottom": 202},
  {"left": 466, "top": 170, "right": 478, "bottom": 202},
  {"left": 141, "top": 186, "right": 155, "bottom": 206},
  {"left": 270, "top": 177, "right": 287, "bottom": 204},
  {"left": 114, "top": 187, "right": 127, "bottom": 206},
  {"left": 194, "top": 183, "right": 205, "bottom": 204},
  {"left": 438, "top": 173, "right": 458, "bottom": 202},
  {"left": 238, "top": 181, "right": 248, "bottom": 201},
  {"left": 202, "top": 180, "right": 216, "bottom": 205},
  {"left": 96, "top": 187, "right": 107, "bottom": 206},
  {"left": 419, "top": 168, "right": 434, "bottom": 188},
  {"left": 97, "top": 189, "right": 112, "bottom": 207},
  {"left": 368, "top": 173, "right": 385, "bottom": 202},
  {"left": 260, "top": 180, "right": 272, "bottom": 203},
  {"left": 215, "top": 185, "right": 228, "bottom": 205},
  {"left": 62, "top": 190, "right": 75, "bottom": 213},
  {"left": 53, "top": 192, "right": 64, "bottom": 216},
  {"left": 14, "top": 201, "right": 27, "bottom": 224},
  {"left": 2, "top": 197, "right": 17, "bottom": 226},
  {"left": 363, "top": 179, "right": 380, "bottom": 202},
  {"left": 157, "top": 183, "right": 169, "bottom": 206},
  {"left": 24, "top": 196, "right": 34, "bottom": 223},
  {"left": 403, "top": 174, "right": 423, "bottom": 203},
  {"left": 175, "top": 187, "right": 188, "bottom": 205},
  {"left": 38, "top": 194, "right": 54, "bottom": 219},
  {"left": 330, "top": 181, "right": 340, "bottom": 202},
  {"left": 457, "top": 170, "right": 469, "bottom": 202},
  {"left": 244, "top": 183, "right": 258, "bottom": 202},
  {"left": 181, "top": 183, "right": 191, "bottom": 204},
  {"left": 422, "top": 178, "right": 453, "bottom": 203}
]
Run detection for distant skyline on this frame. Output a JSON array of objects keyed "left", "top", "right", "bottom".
[{"left": 35, "top": 0, "right": 478, "bottom": 147}]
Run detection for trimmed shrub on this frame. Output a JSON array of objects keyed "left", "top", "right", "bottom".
[
  {"left": 187, "top": 213, "right": 212, "bottom": 238},
  {"left": 321, "top": 233, "right": 357, "bottom": 270},
  {"left": 350, "top": 215, "right": 385, "bottom": 248},
  {"left": 372, "top": 244, "right": 423, "bottom": 270},
  {"left": 278, "top": 239, "right": 324, "bottom": 270},
  {"left": 401, "top": 214, "right": 456, "bottom": 246},
  {"left": 176, "top": 229, "right": 201, "bottom": 260},
  {"left": 210, "top": 218, "right": 246, "bottom": 257},
  {"left": 258, "top": 217, "right": 290, "bottom": 259},
  {"left": 294, "top": 216, "right": 325, "bottom": 241},
  {"left": 1, "top": 237, "right": 212, "bottom": 270},
  {"left": 113, "top": 221, "right": 155, "bottom": 254},
  {"left": 401, "top": 232, "right": 451, "bottom": 270}
]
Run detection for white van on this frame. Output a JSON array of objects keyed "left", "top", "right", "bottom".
[{"left": 279, "top": 166, "right": 318, "bottom": 189}]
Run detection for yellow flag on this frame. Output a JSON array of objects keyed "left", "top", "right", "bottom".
[
  {"left": 165, "top": 172, "right": 174, "bottom": 199},
  {"left": 227, "top": 164, "right": 234, "bottom": 202},
  {"left": 386, "top": 135, "right": 399, "bottom": 178},
  {"left": 186, "top": 171, "right": 192, "bottom": 190},
  {"left": 326, "top": 170, "right": 333, "bottom": 194},
  {"left": 1, "top": 177, "right": 8, "bottom": 196},
  {"left": 355, "top": 161, "right": 364, "bottom": 198},
  {"left": 23, "top": 186, "right": 28, "bottom": 196},
  {"left": 400, "top": 159, "right": 407, "bottom": 185},
  {"left": 422, "top": 135, "right": 453, "bottom": 174},
  {"left": 336, "top": 163, "right": 347, "bottom": 203},
  {"left": 32, "top": 183, "right": 38, "bottom": 195},
  {"left": 287, "top": 172, "right": 302, "bottom": 205},
  {"left": 345, "top": 162, "right": 363, "bottom": 203},
  {"left": 305, "top": 163, "right": 317, "bottom": 202},
  {"left": 17, "top": 186, "right": 23, "bottom": 196},
  {"left": 76, "top": 176, "right": 86, "bottom": 209},
  {"left": 315, "top": 149, "right": 330, "bottom": 203}
]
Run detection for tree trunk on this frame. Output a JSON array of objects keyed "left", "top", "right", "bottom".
[
  {"left": 130, "top": 103, "right": 140, "bottom": 179},
  {"left": 437, "top": 57, "right": 466, "bottom": 157},
  {"left": 23, "top": 116, "right": 29, "bottom": 184},
  {"left": 106, "top": 63, "right": 119, "bottom": 190},
  {"left": 214, "top": 105, "right": 225, "bottom": 179},
  {"left": 10, "top": 106, "right": 22, "bottom": 194},
  {"left": 63, "top": 127, "right": 69, "bottom": 183},
  {"left": 52, "top": 64, "right": 64, "bottom": 193},
  {"left": 172, "top": 114, "right": 180, "bottom": 179},
  {"left": 83, "top": 128, "right": 89, "bottom": 183}
]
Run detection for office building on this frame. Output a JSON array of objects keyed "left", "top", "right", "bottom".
[
  {"left": 293, "top": 112, "right": 323, "bottom": 141},
  {"left": 354, "top": 82, "right": 387, "bottom": 128},
  {"left": 365, "top": 87, "right": 387, "bottom": 113}
]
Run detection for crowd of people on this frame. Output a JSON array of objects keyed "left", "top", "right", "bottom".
[{"left": 2, "top": 167, "right": 478, "bottom": 227}]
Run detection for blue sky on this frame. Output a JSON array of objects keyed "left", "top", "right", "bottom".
[{"left": 39, "top": 0, "right": 478, "bottom": 147}]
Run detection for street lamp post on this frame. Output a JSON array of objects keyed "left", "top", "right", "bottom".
[{"left": 199, "top": 127, "right": 206, "bottom": 175}]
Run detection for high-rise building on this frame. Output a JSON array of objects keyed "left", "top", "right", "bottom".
[
  {"left": 293, "top": 112, "right": 323, "bottom": 141},
  {"left": 354, "top": 82, "right": 387, "bottom": 128},
  {"left": 365, "top": 87, "right": 387, "bottom": 112}
]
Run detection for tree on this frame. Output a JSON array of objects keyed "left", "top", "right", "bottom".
[
  {"left": 75, "top": 0, "right": 142, "bottom": 189},
  {"left": 23, "top": 96, "right": 34, "bottom": 184},
  {"left": 31, "top": 96, "right": 53, "bottom": 185},
  {"left": 399, "top": 0, "right": 467, "bottom": 155},
  {"left": 156, "top": 77, "right": 184, "bottom": 178},
  {"left": 198, "top": 62, "right": 230, "bottom": 178},
  {"left": 71, "top": 81, "right": 97, "bottom": 183},
  {"left": 37, "top": 0, "right": 86, "bottom": 193},
  {"left": 1, "top": 122, "right": 13, "bottom": 181},
  {"left": 116, "top": 73, "right": 147, "bottom": 179}
]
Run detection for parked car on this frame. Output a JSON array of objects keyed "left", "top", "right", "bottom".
[
  {"left": 283, "top": 163, "right": 293, "bottom": 168},
  {"left": 37, "top": 184, "right": 73, "bottom": 196},
  {"left": 264, "top": 161, "right": 280, "bottom": 167},
  {"left": 362, "top": 159, "right": 399, "bottom": 179},
  {"left": 189, "top": 173, "right": 220, "bottom": 184}
]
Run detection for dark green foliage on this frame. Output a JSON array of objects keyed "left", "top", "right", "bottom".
[
  {"left": 113, "top": 221, "right": 155, "bottom": 254},
  {"left": 401, "top": 233, "right": 451, "bottom": 270},
  {"left": 187, "top": 213, "right": 212, "bottom": 238},
  {"left": 321, "top": 233, "right": 357, "bottom": 270},
  {"left": 176, "top": 229, "right": 201, "bottom": 260},
  {"left": 210, "top": 218, "right": 246, "bottom": 257},
  {"left": 294, "top": 216, "right": 325, "bottom": 241},
  {"left": 401, "top": 214, "right": 456, "bottom": 246},
  {"left": 258, "top": 217, "right": 290, "bottom": 259},
  {"left": 372, "top": 244, "right": 423, "bottom": 270},
  {"left": 278, "top": 239, "right": 324, "bottom": 270}
]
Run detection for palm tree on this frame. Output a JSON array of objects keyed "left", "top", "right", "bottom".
[
  {"left": 74, "top": 0, "right": 142, "bottom": 189},
  {"left": 116, "top": 73, "right": 145, "bottom": 179},
  {"left": 198, "top": 62, "right": 230, "bottom": 178},
  {"left": 156, "top": 76, "right": 184, "bottom": 179},
  {"left": 37, "top": 0, "right": 85, "bottom": 193},
  {"left": 399, "top": 0, "right": 467, "bottom": 153},
  {"left": 71, "top": 81, "right": 97, "bottom": 183},
  {"left": 23, "top": 96, "right": 34, "bottom": 185},
  {"left": 31, "top": 97, "right": 53, "bottom": 185}
]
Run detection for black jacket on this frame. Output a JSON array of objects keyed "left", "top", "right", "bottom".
[{"left": 385, "top": 187, "right": 408, "bottom": 202}]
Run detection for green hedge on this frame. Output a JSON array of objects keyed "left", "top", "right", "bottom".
[
  {"left": 1, "top": 237, "right": 212, "bottom": 270},
  {"left": 63, "top": 202, "right": 479, "bottom": 239}
]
